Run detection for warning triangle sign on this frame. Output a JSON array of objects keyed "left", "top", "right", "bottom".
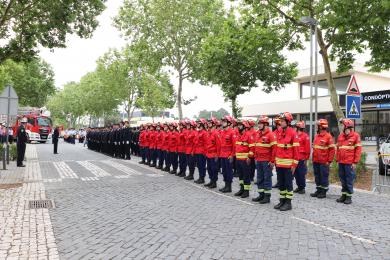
[{"left": 347, "top": 75, "right": 360, "bottom": 95}]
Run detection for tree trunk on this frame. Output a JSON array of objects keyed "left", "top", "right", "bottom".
[
  {"left": 231, "top": 96, "right": 238, "bottom": 118},
  {"left": 177, "top": 73, "right": 183, "bottom": 119},
  {"left": 317, "top": 29, "right": 344, "bottom": 133}
]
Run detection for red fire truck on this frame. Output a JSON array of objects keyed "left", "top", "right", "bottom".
[{"left": 12, "top": 107, "right": 53, "bottom": 143}]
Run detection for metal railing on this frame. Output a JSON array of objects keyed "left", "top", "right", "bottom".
[{"left": 372, "top": 154, "right": 390, "bottom": 193}]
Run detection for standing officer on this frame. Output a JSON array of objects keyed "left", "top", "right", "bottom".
[
  {"left": 218, "top": 116, "right": 235, "bottom": 193},
  {"left": 251, "top": 116, "right": 276, "bottom": 204},
  {"left": 293, "top": 121, "right": 310, "bottom": 194},
  {"left": 184, "top": 120, "right": 197, "bottom": 180},
  {"left": 234, "top": 120, "right": 254, "bottom": 198},
  {"left": 336, "top": 119, "right": 362, "bottom": 204},
  {"left": 123, "top": 119, "right": 132, "bottom": 160},
  {"left": 16, "top": 117, "right": 28, "bottom": 167},
  {"left": 273, "top": 112, "right": 299, "bottom": 211},
  {"left": 177, "top": 120, "right": 188, "bottom": 177},
  {"left": 310, "top": 119, "right": 335, "bottom": 198},
  {"left": 204, "top": 117, "right": 221, "bottom": 189},
  {"left": 53, "top": 126, "right": 60, "bottom": 154},
  {"left": 193, "top": 119, "right": 208, "bottom": 184}
]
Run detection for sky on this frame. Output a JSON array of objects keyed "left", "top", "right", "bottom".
[{"left": 39, "top": 0, "right": 372, "bottom": 118}]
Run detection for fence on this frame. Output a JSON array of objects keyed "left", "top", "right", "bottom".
[{"left": 372, "top": 154, "right": 390, "bottom": 193}]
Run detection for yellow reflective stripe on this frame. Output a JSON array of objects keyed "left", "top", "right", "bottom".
[
  {"left": 236, "top": 141, "right": 249, "bottom": 146},
  {"left": 355, "top": 144, "right": 362, "bottom": 147},
  {"left": 277, "top": 144, "right": 292, "bottom": 148},
  {"left": 280, "top": 190, "right": 287, "bottom": 195},
  {"left": 329, "top": 144, "right": 336, "bottom": 147},
  {"left": 239, "top": 180, "right": 244, "bottom": 184},
  {"left": 244, "top": 185, "right": 251, "bottom": 190},
  {"left": 293, "top": 142, "right": 300, "bottom": 147},
  {"left": 264, "top": 190, "right": 272, "bottom": 194},
  {"left": 248, "top": 151, "right": 254, "bottom": 156},
  {"left": 275, "top": 158, "right": 294, "bottom": 164},
  {"left": 254, "top": 143, "right": 273, "bottom": 147},
  {"left": 293, "top": 160, "right": 299, "bottom": 165},
  {"left": 236, "top": 153, "right": 249, "bottom": 156},
  {"left": 339, "top": 146, "right": 355, "bottom": 149},
  {"left": 313, "top": 145, "right": 330, "bottom": 150},
  {"left": 257, "top": 189, "right": 265, "bottom": 192},
  {"left": 270, "top": 141, "right": 277, "bottom": 145},
  {"left": 248, "top": 143, "right": 255, "bottom": 147}
]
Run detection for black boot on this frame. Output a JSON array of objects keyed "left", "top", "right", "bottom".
[
  {"left": 240, "top": 190, "right": 249, "bottom": 198},
  {"left": 163, "top": 167, "right": 170, "bottom": 172},
  {"left": 259, "top": 193, "right": 271, "bottom": 204},
  {"left": 184, "top": 170, "right": 194, "bottom": 180},
  {"left": 156, "top": 165, "right": 162, "bottom": 169},
  {"left": 208, "top": 181, "right": 217, "bottom": 189},
  {"left": 336, "top": 194, "right": 347, "bottom": 203},
  {"left": 194, "top": 177, "right": 205, "bottom": 184},
  {"left": 139, "top": 161, "right": 145, "bottom": 164},
  {"left": 219, "top": 183, "right": 232, "bottom": 193},
  {"left": 279, "top": 199, "right": 292, "bottom": 211},
  {"left": 234, "top": 184, "right": 244, "bottom": 196},
  {"left": 170, "top": 169, "right": 177, "bottom": 175},
  {"left": 204, "top": 181, "right": 212, "bottom": 187},
  {"left": 294, "top": 187, "right": 305, "bottom": 194},
  {"left": 274, "top": 198, "right": 285, "bottom": 209},
  {"left": 252, "top": 193, "right": 264, "bottom": 202},
  {"left": 344, "top": 196, "right": 352, "bottom": 204},
  {"left": 310, "top": 188, "right": 320, "bottom": 197},
  {"left": 317, "top": 188, "right": 327, "bottom": 199},
  {"left": 150, "top": 163, "right": 156, "bottom": 167},
  {"left": 178, "top": 171, "right": 186, "bottom": 177}
]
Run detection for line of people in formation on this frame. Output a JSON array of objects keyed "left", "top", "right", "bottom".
[
  {"left": 87, "top": 112, "right": 362, "bottom": 211},
  {"left": 86, "top": 119, "right": 141, "bottom": 159}
]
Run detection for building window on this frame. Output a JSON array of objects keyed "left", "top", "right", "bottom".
[
  {"left": 379, "top": 110, "right": 390, "bottom": 124},
  {"left": 300, "top": 76, "right": 350, "bottom": 99}
]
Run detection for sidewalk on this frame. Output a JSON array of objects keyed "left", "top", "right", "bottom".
[{"left": 0, "top": 145, "right": 59, "bottom": 260}]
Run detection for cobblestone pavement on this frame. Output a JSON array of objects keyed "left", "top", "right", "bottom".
[{"left": 2, "top": 141, "right": 390, "bottom": 259}]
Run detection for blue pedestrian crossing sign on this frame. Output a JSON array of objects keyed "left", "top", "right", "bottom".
[{"left": 346, "top": 95, "right": 361, "bottom": 119}]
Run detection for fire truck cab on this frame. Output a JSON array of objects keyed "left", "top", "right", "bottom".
[{"left": 13, "top": 107, "right": 53, "bottom": 143}]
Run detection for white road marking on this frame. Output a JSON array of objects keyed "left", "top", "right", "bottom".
[
  {"left": 53, "top": 162, "right": 78, "bottom": 179},
  {"left": 101, "top": 160, "right": 141, "bottom": 176},
  {"left": 77, "top": 161, "right": 111, "bottom": 177},
  {"left": 291, "top": 216, "right": 376, "bottom": 245},
  {"left": 80, "top": 177, "right": 99, "bottom": 181}
]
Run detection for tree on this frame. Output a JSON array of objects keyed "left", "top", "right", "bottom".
[
  {"left": 0, "top": 0, "right": 106, "bottom": 63},
  {"left": 245, "top": 0, "right": 390, "bottom": 122},
  {"left": 0, "top": 58, "right": 55, "bottom": 107},
  {"left": 136, "top": 73, "right": 175, "bottom": 121},
  {"left": 196, "top": 13, "right": 297, "bottom": 117},
  {"left": 115, "top": 0, "right": 225, "bottom": 119},
  {"left": 198, "top": 108, "right": 229, "bottom": 119}
]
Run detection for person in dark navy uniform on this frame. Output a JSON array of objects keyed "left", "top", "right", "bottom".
[
  {"left": 17, "top": 117, "right": 28, "bottom": 167},
  {"left": 53, "top": 126, "right": 60, "bottom": 154}
]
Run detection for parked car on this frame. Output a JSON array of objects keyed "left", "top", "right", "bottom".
[{"left": 378, "top": 134, "right": 390, "bottom": 175}]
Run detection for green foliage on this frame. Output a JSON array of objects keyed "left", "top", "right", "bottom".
[
  {"left": 0, "top": 58, "right": 55, "bottom": 107},
  {"left": 115, "top": 0, "right": 225, "bottom": 118},
  {"left": 0, "top": 0, "right": 106, "bottom": 63},
  {"left": 0, "top": 144, "right": 17, "bottom": 161},
  {"left": 198, "top": 108, "right": 229, "bottom": 119},
  {"left": 196, "top": 12, "right": 297, "bottom": 117}
]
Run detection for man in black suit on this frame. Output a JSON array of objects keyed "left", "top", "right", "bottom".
[
  {"left": 17, "top": 117, "right": 28, "bottom": 167},
  {"left": 53, "top": 126, "right": 59, "bottom": 154}
]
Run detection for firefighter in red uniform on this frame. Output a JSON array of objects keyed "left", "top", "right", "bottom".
[
  {"left": 293, "top": 121, "right": 310, "bottom": 194},
  {"left": 168, "top": 122, "right": 179, "bottom": 174},
  {"left": 177, "top": 120, "right": 188, "bottom": 177},
  {"left": 162, "top": 123, "right": 171, "bottom": 172},
  {"left": 156, "top": 123, "right": 165, "bottom": 169},
  {"left": 149, "top": 123, "right": 158, "bottom": 167},
  {"left": 204, "top": 117, "right": 221, "bottom": 189},
  {"left": 310, "top": 119, "right": 335, "bottom": 198},
  {"left": 218, "top": 116, "right": 236, "bottom": 193},
  {"left": 184, "top": 120, "right": 197, "bottom": 180},
  {"left": 234, "top": 120, "right": 254, "bottom": 198},
  {"left": 336, "top": 119, "right": 362, "bottom": 204},
  {"left": 144, "top": 124, "right": 152, "bottom": 165},
  {"left": 272, "top": 115, "right": 282, "bottom": 188},
  {"left": 193, "top": 119, "right": 208, "bottom": 184},
  {"left": 232, "top": 118, "right": 239, "bottom": 177},
  {"left": 273, "top": 112, "right": 299, "bottom": 211},
  {"left": 247, "top": 119, "right": 257, "bottom": 182},
  {"left": 139, "top": 124, "right": 147, "bottom": 164},
  {"left": 250, "top": 116, "right": 276, "bottom": 204}
]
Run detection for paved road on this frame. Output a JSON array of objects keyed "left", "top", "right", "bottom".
[{"left": 36, "top": 141, "right": 390, "bottom": 259}]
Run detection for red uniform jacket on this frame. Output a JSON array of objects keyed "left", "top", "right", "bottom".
[
  {"left": 185, "top": 130, "right": 196, "bottom": 155},
  {"left": 149, "top": 130, "right": 156, "bottom": 149},
  {"left": 156, "top": 131, "right": 163, "bottom": 150},
  {"left": 139, "top": 131, "right": 146, "bottom": 147},
  {"left": 274, "top": 127, "right": 299, "bottom": 168},
  {"left": 250, "top": 128, "right": 276, "bottom": 162},
  {"left": 193, "top": 130, "right": 207, "bottom": 155},
  {"left": 219, "top": 127, "right": 236, "bottom": 158},
  {"left": 297, "top": 131, "right": 310, "bottom": 160},
  {"left": 235, "top": 130, "right": 254, "bottom": 161},
  {"left": 177, "top": 130, "right": 187, "bottom": 153},
  {"left": 336, "top": 131, "right": 362, "bottom": 164},
  {"left": 169, "top": 131, "right": 179, "bottom": 152},
  {"left": 313, "top": 131, "right": 335, "bottom": 164},
  {"left": 161, "top": 131, "right": 170, "bottom": 151},
  {"left": 205, "top": 129, "right": 221, "bottom": 158}
]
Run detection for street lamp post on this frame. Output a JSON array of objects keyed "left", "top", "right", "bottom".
[{"left": 299, "top": 16, "right": 319, "bottom": 159}]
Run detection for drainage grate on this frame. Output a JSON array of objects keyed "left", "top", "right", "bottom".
[{"left": 28, "top": 200, "right": 55, "bottom": 209}]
